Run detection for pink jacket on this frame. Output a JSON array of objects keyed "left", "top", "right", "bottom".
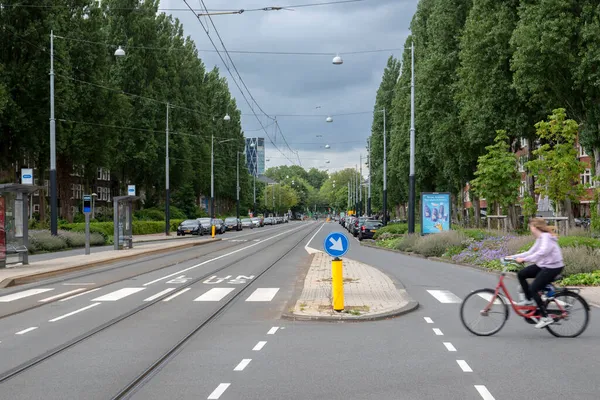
[{"left": 513, "top": 232, "right": 564, "bottom": 269}]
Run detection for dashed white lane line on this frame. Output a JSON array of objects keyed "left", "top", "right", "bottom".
[
  {"left": 145, "top": 225, "right": 306, "bottom": 286},
  {"left": 39, "top": 288, "right": 86, "bottom": 302},
  {"left": 91, "top": 287, "right": 145, "bottom": 301},
  {"left": 60, "top": 288, "right": 101, "bottom": 301},
  {"left": 0, "top": 288, "right": 54, "bottom": 302},
  {"left": 427, "top": 290, "right": 462, "bottom": 303},
  {"left": 267, "top": 327, "right": 279, "bottom": 335},
  {"left": 457, "top": 360, "right": 473, "bottom": 372},
  {"left": 15, "top": 327, "right": 38, "bottom": 335},
  {"left": 475, "top": 385, "right": 496, "bottom": 400},
  {"left": 433, "top": 328, "right": 444, "bottom": 336},
  {"left": 195, "top": 288, "right": 235, "bottom": 302},
  {"left": 207, "top": 383, "right": 231, "bottom": 399},
  {"left": 424, "top": 317, "right": 434, "bottom": 324},
  {"left": 163, "top": 288, "right": 190, "bottom": 302},
  {"left": 233, "top": 359, "right": 252, "bottom": 371},
  {"left": 144, "top": 288, "right": 177, "bottom": 302},
  {"left": 253, "top": 341, "right": 267, "bottom": 351},
  {"left": 63, "top": 282, "right": 95, "bottom": 286},
  {"left": 443, "top": 342, "right": 457, "bottom": 352},
  {"left": 49, "top": 303, "right": 100, "bottom": 322},
  {"left": 245, "top": 288, "right": 279, "bottom": 302}
]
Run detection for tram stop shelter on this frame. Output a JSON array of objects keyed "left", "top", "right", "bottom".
[
  {"left": 0, "top": 183, "right": 40, "bottom": 268},
  {"left": 113, "top": 195, "right": 139, "bottom": 250}
]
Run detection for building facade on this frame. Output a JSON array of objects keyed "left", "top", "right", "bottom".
[{"left": 245, "top": 137, "right": 265, "bottom": 177}]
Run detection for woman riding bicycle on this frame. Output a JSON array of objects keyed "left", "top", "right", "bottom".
[{"left": 508, "top": 218, "right": 564, "bottom": 329}]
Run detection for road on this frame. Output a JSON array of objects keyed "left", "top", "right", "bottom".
[{"left": 0, "top": 221, "right": 597, "bottom": 399}]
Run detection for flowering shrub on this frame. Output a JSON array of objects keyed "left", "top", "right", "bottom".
[
  {"left": 412, "top": 231, "right": 466, "bottom": 257},
  {"left": 452, "top": 235, "right": 515, "bottom": 266}
]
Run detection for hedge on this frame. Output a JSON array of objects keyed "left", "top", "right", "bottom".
[{"left": 60, "top": 219, "right": 186, "bottom": 237}]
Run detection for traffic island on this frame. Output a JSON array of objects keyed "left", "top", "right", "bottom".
[{"left": 283, "top": 252, "right": 418, "bottom": 321}]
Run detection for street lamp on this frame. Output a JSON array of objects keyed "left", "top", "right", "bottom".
[
  {"left": 114, "top": 46, "right": 126, "bottom": 57},
  {"left": 408, "top": 42, "right": 416, "bottom": 234},
  {"left": 223, "top": 113, "right": 231, "bottom": 122},
  {"left": 325, "top": 144, "right": 330, "bottom": 149},
  {"left": 378, "top": 107, "right": 388, "bottom": 225},
  {"left": 332, "top": 54, "right": 343, "bottom": 65},
  {"left": 326, "top": 116, "right": 333, "bottom": 123}
]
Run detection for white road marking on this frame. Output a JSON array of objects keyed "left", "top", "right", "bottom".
[
  {"left": 443, "top": 342, "right": 457, "bottom": 352},
  {"left": 39, "top": 288, "right": 86, "bottom": 302},
  {"left": 92, "top": 287, "right": 145, "bottom": 301},
  {"left": 424, "top": 317, "right": 434, "bottom": 324},
  {"left": 477, "top": 293, "right": 503, "bottom": 304},
  {"left": 62, "top": 282, "right": 95, "bottom": 286},
  {"left": 194, "top": 288, "right": 235, "bottom": 302},
  {"left": 304, "top": 223, "right": 325, "bottom": 254},
  {"left": 433, "top": 328, "right": 444, "bottom": 336},
  {"left": 207, "top": 383, "right": 231, "bottom": 399},
  {"left": 49, "top": 303, "right": 100, "bottom": 322},
  {"left": 475, "top": 385, "right": 496, "bottom": 400},
  {"left": 427, "top": 290, "right": 462, "bottom": 303},
  {"left": 253, "top": 341, "right": 267, "bottom": 351},
  {"left": 144, "top": 288, "right": 177, "bottom": 302},
  {"left": 267, "top": 327, "right": 279, "bottom": 335},
  {"left": 145, "top": 225, "right": 306, "bottom": 286},
  {"left": 246, "top": 288, "right": 279, "bottom": 302},
  {"left": 163, "top": 288, "right": 190, "bottom": 302},
  {"left": 234, "top": 359, "right": 252, "bottom": 371},
  {"left": 60, "top": 288, "right": 101, "bottom": 301},
  {"left": 457, "top": 360, "right": 473, "bottom": 372},
  {"left": 0, "top": 288, "right": 54, "bottom": 303},
  {"left": 15, "top": 327, "right": 38, "bottom": 335}
]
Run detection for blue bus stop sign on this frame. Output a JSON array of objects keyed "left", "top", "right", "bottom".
[{"left": 323, "top": 232, "right": 349, "bottom": 258}]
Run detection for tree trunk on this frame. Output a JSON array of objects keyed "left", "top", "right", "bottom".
[
  {"left": 507, "top": 204, "right": 517, "bottom": 232},
  {"left": 451, "top": 192, "right": 458, "bottom": 226},
  {"left": 474, "top": 197, "right": 481, "bottom": 228},
  {"left": 595, "top": 147, "right": 600, "bottom": 217},
  {"left": 527, "top": 141, "right": 536, "bottom": 198},
  {"left": 57, "top": 158, "right": 73, "bottom": 223}
]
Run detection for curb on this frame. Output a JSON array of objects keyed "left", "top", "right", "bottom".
[
  {"left": 360, "top": 241, "right": 427, "bottom": 258},
  {"left": 0, "top": 238, "right": 220, "bottom": 288}
]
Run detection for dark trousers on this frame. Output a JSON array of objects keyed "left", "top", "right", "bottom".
[{"left": 517, "top": 264, "right": 564, "bottom": 317}]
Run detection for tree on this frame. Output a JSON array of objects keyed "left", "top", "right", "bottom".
[
  {"left": 306, "top": 168, "right": 328, "bottom": 190},
  {"left": 526, "top": 109, "right": 586, "bottom": 218},
  {"left": 470, "top": 130, "right": 520, "bottom": 228}
]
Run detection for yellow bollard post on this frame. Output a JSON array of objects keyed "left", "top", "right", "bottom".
[
  {"left": 332, "top": 257, "right": 344, "bottom": 312},
  {"left": 211, "top": 225, "right": 216, "bottom": 238}
]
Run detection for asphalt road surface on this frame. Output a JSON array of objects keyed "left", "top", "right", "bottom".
[{"left": 0, "top": 221, "right": 597, "bottom": 400}]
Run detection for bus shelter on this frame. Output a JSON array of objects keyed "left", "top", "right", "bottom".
[
  {"left": 0, "top": 183, "right": 40, "bottom": 268},
  {"left": 113, "top": 195, "right": 139, "bottom": 250}
]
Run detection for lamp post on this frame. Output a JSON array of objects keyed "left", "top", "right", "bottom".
[
  {"left": 378, "top": 107, "right": 388, "bottom": 226},
  {"left": 165, "top": 102, "right": 170, "bottom": 235},
  {"left": 236, "top": 151, "right": 242, "bottom": 220},
  {"left": 91, "top": 193, "right": 97, "bottom": 219},
  {"left": 368, "top": 138, "right": 372, "bottom": 216},
  {"left": 49, "top": 32, "right": 125, "bottom": 234},
  {"left": 408, "top": 42, "right": 416, "bottom": 234}
]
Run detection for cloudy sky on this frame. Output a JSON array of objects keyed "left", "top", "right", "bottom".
[{"left": 160, "top": 0, "right": 418, "bottom": 175}]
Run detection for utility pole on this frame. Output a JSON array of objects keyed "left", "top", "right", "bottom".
[
  {"left": 165, "top": 103, "right": 170, "bottom": 235},
  {"left": 368, "top": 138, "right": 372, "bottom": 216},
  {"left": 382, "top": 107, "right": 388, "bottom": 226},
  {"left": 359, "top": 155, "right": 363, "bottom": 216},
  {"left": 408, "top": 42, "right": 416, "bottom": 234},
  {"left": 236, "top": 152, "right": 240, "bottom": 220},
  {"left": 347, "top": 181, "right": 350, "bottom": 211},
  {"left": 211, "top": 135, "right": 215, "bottom": 219},
  {"left": 49, "top": 31, "right": 58, "bottom": 235}
]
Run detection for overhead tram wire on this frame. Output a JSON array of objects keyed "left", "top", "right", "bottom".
[{"left": 183, "top": 0, "right": 298, "bottom": 166}]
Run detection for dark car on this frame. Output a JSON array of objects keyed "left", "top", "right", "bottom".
[
  {"left": 241, "top": 218, "right": 254, "bottom": 229},
  {"left": 224, "top": 217, "right": 242, "bottom": 231},
  {"left": 197, "top": 218, "right": 212, "bottom": 235},
  {"left": 358, "top": 220, "right": 383, "bottom": 241},
  {"left": 177, "top": 219, "right": 202, "bottom": 236},
  {"left": 212, "top": 218, "right": 226, "bottom": 234},
  {"left": 351, "top": 217, "right": 369, "bottom": 236},
  {"left": 264, "top": 217, "right": 274, "bottom": 225}
]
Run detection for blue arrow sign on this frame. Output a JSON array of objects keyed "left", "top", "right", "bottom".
[{"left": 323, "top": 232, "right": 349, "bottom": 258}]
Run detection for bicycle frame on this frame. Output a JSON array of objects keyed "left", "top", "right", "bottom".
[{"left": 483, "top": 262, "right": 569, "bottom": 320}]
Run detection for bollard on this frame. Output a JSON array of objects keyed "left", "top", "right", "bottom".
[
  {"left": 211, "top": 225, "right": 216, "bottom": 238},
  {"left": 332, "top": 257, "right": 344, "bottom": 312}
]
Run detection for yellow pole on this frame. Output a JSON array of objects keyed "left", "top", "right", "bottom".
[
  {"left": 211, "top": 225, "right": 216, "bottom": 238},
  {"left": 332, "top": 257, "right": 344, "bottom": 311}
]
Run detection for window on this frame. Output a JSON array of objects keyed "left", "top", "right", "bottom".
[
  {"left": 98, "top": 187, "right": 112, "bottom": 202},
  {"left": 518, "top": 155, "right": 529, "bottom": 172},
  {"left": 581, "top": 168, "right": 592, "bottom": 186},
  {"left": 97, "top": 168, "right": 110, "bottom": 181},
  {"left": 520, "top": 138, "right": 528, "bottom": 148},
  {"left": 464, "top": 189, "right": 471, "bottom": 203},
  {"left": 519, "top": 181, "right": 527, "bottom": 197},
  {"left": 33, "top": 204, "right": 39, "bottom": 213},
  {"left": 579, "top": 145, "right": 588, "bottom": 158},
  {"left": 71, "top": 183, "right": 83, "bottom": 200},
  {"left": 71, "top": 165, "right": 84, "bottom": 177}
]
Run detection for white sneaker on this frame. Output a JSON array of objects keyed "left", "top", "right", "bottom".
[
  {"left": 516, "top": 299, "right": 535, "bottom": 306},
  {"left": 535, "top": 316, "right": 554, "bottom": 329}
]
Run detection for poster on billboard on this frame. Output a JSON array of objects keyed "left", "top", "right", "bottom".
[{"left": 421, "top": 192, "right": 451, "bottom": 234}]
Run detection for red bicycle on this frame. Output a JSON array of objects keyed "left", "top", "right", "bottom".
[{"left": 460, "top": 258, "right": 590, "bottom": 337}]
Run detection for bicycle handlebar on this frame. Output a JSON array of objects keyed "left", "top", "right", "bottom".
[{"left": 500, "top": 257, "right": 522, "bottom": 274}]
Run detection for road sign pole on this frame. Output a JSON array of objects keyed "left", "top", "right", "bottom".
[
  {"left": 85, "top": 212, "right": 90, "bottom": 255},
  {"left": 332, "top": 257, "right": 344, "bottom": 312}
]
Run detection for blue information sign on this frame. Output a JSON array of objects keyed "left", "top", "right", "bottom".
[
  {"left": 83, "top": 195, "right": 92, "bottom": 213},
  {"left": 421, "top": 192, "right": 451, "bottom": 234},
  {"left": 323, "top": 232, "right": 349, "bottom": 258}
]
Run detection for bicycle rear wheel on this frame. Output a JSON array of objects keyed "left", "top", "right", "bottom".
[
  {"left": 545, "top": 291, "right": 590, "bottom": 338},
  {"left": 460, "top": 288, "right": 509, "bottom": 336}
]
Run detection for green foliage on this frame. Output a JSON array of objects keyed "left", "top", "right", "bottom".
[
  {"left": 376, "top": 237, "right": 402, "bottom": 249},
  {"left": 135, "top": 208, "right": 166, "bottom": 221},
  {"left": 396, "top": 234, "right": 421, "bottom": 252},
  {"left": 471, "top": 130, "right": 520, "bottom": 210},
  {"left": 412, "top": 231, "right": 466, "bottom": 257},
  {"left": 560, "top": 271, "right": 600, "bottom": 286},
  {"left": 373, "top": 223, "right": 409, "bottom": 239},
  {"left": 526, "top": 109, "right": 586, "bottom": 213},
  {"left": 521, "top": 195, "right": 537, "bottom": 224},
  {"left": 172, "top": 184, "right": 197, "bottom": 218},
  {"left": 29, "top": 231, "right": 69, "bottom": 253},
  {"left": 562, "top": 247, "right": 600, "bottom": 276},
  {"left": 443, "top": 245, "right": 465, "bottom": 258}
]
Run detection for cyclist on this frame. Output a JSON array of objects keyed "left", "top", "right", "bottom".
[{"left": 508, "top": 218, "right": 564, "bottom": 329}]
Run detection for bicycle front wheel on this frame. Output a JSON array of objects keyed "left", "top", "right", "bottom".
[
  {"left": 460, "top": 288, "right": 509, "bottom": 336},
  {"left": 545, "top": 291, "right": 590, "bottom": 338}
]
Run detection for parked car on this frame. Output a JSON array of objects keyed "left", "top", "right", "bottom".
[
  {"left": 212, "top": 218, "right": 226, "bottom": 234},
  {"left": 224, "top": 217, "right": 242, "bottom": 231},
  {"left": 177, "top": 219, "right": 202, "bottom": 236},
  {"left": 358, "top": 219, "right": 383, "bottom": 241},
  {"left": 352, "top": 217, "right": 370, "bottom": 236},
  {"left": 241, "top": 218, "right": 254, "bottom": 229},
  {"left": 264, "top": 217, "right": 274, "bottom": 225},
  {"left": 251, "top": 217, "right": 261, "bottom": 228},
  {"left": 196, "top": 218, "right": 212, "bottom": 235}
]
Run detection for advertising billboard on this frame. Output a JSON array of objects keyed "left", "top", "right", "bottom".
[{"left": 421, "top": 192, "right": 451, "bottom": 234}]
